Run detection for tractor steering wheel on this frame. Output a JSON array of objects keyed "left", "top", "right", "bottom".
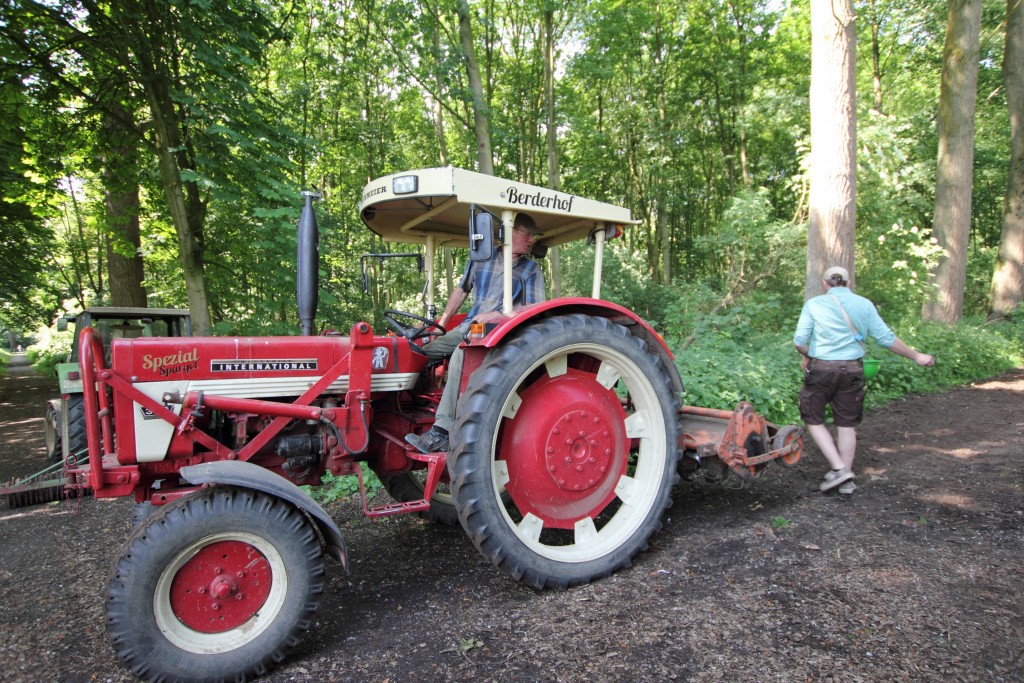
[{"left": 383, "top": 309, "right": 447, "bottom": 341}]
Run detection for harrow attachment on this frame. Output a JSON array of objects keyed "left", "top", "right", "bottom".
[{"left": 1, "top": 456, "right": 91, "bottom": 508}]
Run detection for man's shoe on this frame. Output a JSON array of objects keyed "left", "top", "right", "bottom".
[
  {"left": 820, "top": 467, "right": 854, "bottom": 491},
  {"left": 405, "top": 426, "right": 449, "bottom": 454},
  {"left": 838, "top": 480, "right": 857, "bottom": 494}
]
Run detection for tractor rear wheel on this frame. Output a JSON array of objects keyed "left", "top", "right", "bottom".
[
  {"left": 449, "top": 314, "right": 681, "bottom": 589},
  {"left": 106, "top": 487, "right": 326, "bottom": 682},
  {"left": 381, "top": 471, "right": 459, "bottom": 526}
]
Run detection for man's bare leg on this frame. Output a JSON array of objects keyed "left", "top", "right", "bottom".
[
  {"left": 837, "top": 426, "right": 857, "bottom": 470},
  {"left": 806, "top": 423, "right": 846, "bottom": 471}
]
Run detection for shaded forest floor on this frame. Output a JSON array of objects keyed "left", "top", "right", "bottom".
[{"left": 0, "top": 354, "right": 1021, "bottom": 682}]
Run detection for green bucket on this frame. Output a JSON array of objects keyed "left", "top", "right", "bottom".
[{"left": 863, "top": 359, "right": 881, "bottom": 380}]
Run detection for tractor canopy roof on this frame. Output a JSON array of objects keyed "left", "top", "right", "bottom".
[{"left": 358, "top": 167, "right": 638, "bottom": 249}]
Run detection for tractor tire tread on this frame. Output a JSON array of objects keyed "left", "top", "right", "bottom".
[
  {"left": 449, "top": 314, "right": 680, "bottom": 591},
  {"left": 106, "top": 487, "right": 325, "bottom": 683}
]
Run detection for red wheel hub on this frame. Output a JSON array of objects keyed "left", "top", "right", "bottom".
[
  {"left": 500, "top": 368, "right": 628, "bottom": 529},
  {"left": 169, "top": 540, "right": 273, "bottom": 633},
  {"left": 543, "top": 409, "right": 616, "bottom": 492}
]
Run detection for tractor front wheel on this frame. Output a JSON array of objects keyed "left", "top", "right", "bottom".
[
  {"left": 449, "top": 314, "right": 681, "bottom": 589},
  {"left": 62, "top": 395, "right": 87, "bottom": 461},
  {"left": 44, "top": 401, "right": 61, "bottom": 463},
  {"left": 106, "top": 487, "right": 326, "bottom": 682}
]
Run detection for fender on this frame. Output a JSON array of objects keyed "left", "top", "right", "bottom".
[
  {"left": 180, "top": 460, "right": 349, "bottom": 572},
  {"left": 480, "top": 297, "right": 684, "bottom": 394}
]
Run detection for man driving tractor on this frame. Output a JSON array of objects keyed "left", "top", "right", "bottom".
[{"left": 405, "top": 211, "right": 544, "bottom": 454}]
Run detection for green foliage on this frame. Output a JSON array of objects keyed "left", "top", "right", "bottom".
[
  {"left": 771, "top": 516, "right": 792, "bottom": 530},
  {"left": 861, "top": 316, "right": 1024, "bottom": 406},
  {"left": 0, "top": 75, "right": 60, "bottom": 329},
  {"left": 1, "top": 0, "right": 1016, "bottom": 340},
  {"left": 674, "top": 300, "right": 1023, "bottom": 427},
  {"left": 676, "top": 325, "right": 805, "bottom": 426},
  {"left": 856, "top": 111, "right": 944, "bottom": 315},
  {"left": 301, "top": 464, "right": 382, "bottom": 505},
  {"left": 26, "top": 331, "right": 71, "bottom": 378}
]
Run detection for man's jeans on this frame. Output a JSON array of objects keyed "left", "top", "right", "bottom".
[{"left": 419, "top": 322, "right": 471, "bottom": 431}]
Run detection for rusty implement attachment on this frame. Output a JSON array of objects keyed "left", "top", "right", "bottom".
[
  {"left": 680, "top": 402, "right": 803, "bottom": 481},
  {"left": 0, "top": 456, "right": 92, "bottom": 508}
]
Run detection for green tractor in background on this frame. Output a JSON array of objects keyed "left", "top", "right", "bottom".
[{"left": 43, "top": 307, "right": 192, "bottom": 463}]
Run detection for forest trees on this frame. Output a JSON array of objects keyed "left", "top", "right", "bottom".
[
  {"left": 0, "top": 76, "right": 54, "bottom": 329},
  {"left": 0, "top": 0, "right": 1018, "bottom": 339},
  {"left": 2, "top": 0, "right": 295, "bottom": 335}
]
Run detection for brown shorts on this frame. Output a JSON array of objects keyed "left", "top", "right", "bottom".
[{"left": 798, "top": 359, "right": 866, "bottom": 427}]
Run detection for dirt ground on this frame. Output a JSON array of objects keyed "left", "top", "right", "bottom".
[{"left": 0, "top": 353, "right": 1021, "bottom": 683}]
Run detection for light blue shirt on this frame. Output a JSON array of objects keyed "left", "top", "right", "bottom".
[{"left": 793, "top": 287, "right": 896, "bottom": 360}]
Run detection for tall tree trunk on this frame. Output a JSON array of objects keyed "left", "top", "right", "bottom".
[
  {"left": 923, "top": 0, "right": 981, "bottom": 324},
  {"left": 868, "top": 0, "right": 884, "bottom": 113},
  {"left": 989, "top": 0, "right": 1024, "bottom": 320},
  {"left": 147, "top": 83, "right": 212, "bottom": 334},
  {"left": 456, "top": 0, "right": 493, "bottom": 175},
  {"left": 101, "top": 105, "right": 147, "bottom": 308},
  {"left": 656, "top": 11, "right": 671, "bottom": 285},
  {"left": 431, "top": 18, "right": 449, "bottom": 167},
  {"left": 543, "top": 8, "right": 562, "bottom": 296},
  {"left": 807, "top": 0, "right": 858, "bottom": 298},
  {"left": 731, "top": 0, "right": 751, "bottom": 185}
]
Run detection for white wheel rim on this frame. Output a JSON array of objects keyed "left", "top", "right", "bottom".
[
  {"left": 153, "top": 532, "right": 288, "bottom": 654},
  {"left": 490, "top": 342, "right": 668, "bottom": 563}
]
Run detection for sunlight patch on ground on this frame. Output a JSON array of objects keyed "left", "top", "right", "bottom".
[
  {"left": 976, "top": 380, "right": 1024, "bottom": 393},
  {"left": 921, "top": 446, "right": 987, "bottom": 460},
  {"left": 0, "top": 504, "right": 68, "bottom": 523},
  {"left": 2, "top": 418, "right": 43, "bottom": 428},
  {"left": 917, "top": 491, "right": 976, "bottom": 509}
]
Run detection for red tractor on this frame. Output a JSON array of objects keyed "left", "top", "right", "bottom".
[{"left": 67, "top": 168, "right": 802, "bottom": 681}]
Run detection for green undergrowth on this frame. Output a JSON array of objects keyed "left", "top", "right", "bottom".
[
  {"left": 27, "top": 333, "right": 71, "bottom": 377},
  {"left": 0, "top": 349, "right": 9, "bottom": 376},
  {"left": 674, "top": 313, "right": 1024, "bottom": 427},
  {"left": 302, "top": 464, "right": 382, "bottom": 505}
]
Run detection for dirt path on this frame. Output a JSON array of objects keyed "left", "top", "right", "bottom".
[{"left": 0, "top": 360, "right": 1021, "bottom": 682}]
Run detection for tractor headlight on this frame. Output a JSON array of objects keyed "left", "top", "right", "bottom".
[{"left": 392, "top": 175, "right": 418, "bottom": 195}]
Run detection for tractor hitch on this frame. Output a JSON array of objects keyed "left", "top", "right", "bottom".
[{"left": 680, "top": 402, "right": 804, "bottom": 480}]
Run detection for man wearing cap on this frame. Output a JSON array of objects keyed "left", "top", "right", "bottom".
[
  {"left": 793, "top": 266, "right": 935, "bottom": 494},
  {"left": 406, "top": 212, "right": 545, "bottom": 453}
]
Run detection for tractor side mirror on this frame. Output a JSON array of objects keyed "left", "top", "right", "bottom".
[{"left": 469, "top": 206, "right": 495, "bottom": 262}]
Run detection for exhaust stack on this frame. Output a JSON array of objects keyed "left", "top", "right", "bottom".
[{"left": 297, "top": 190, "right": 321, "bottom": 336}]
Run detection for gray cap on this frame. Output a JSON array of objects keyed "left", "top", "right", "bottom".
[
  {"left": 823, "top": 266, "right": 849, "bottom": 282},
  {"left": 515, "top": 212, "right": 542, "bottom": 235}
]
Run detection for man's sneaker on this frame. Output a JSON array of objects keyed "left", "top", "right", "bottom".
[
  {"left": 405, "top": 426, "right": 449, "bottom": 454},
  {"left": 820, "top": 467, "right": 854, "bottom": 491},
  {"left": 838, "top": 480, "right": 857, "bottom": 494}
]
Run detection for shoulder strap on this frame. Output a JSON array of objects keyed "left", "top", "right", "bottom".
[{"left": 827, "top": 292, "right": 867, "bottom": 352}]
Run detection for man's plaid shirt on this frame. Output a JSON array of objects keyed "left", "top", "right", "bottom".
[{"left": 460, "top": 254, "right": 545, "bottom": 319}]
